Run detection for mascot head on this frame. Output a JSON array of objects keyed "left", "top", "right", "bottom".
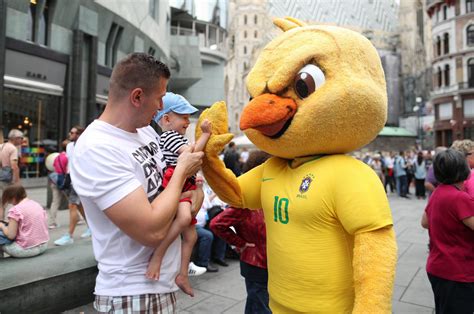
[{"left": 240, "top": 17, "right": 387, "bottom": 159}]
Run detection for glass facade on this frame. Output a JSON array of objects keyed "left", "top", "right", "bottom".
[{"left": 3, "top": 88, "right": 61, "bottom": 178}]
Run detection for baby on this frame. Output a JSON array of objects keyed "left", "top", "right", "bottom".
[{"left": 147, "top": 92, "right": 211, "bottom": 297}]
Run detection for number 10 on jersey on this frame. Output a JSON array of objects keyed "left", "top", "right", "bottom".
[{"left": 273, "top": 196, "right": 289, "bottom": 224}]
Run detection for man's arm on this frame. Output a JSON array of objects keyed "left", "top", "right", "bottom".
[
  {"left": 10, "top": 146, "right": 20, "bottom": 183},
  {"left": 104, "top": 146, "right": 203, "bottom": 247}
]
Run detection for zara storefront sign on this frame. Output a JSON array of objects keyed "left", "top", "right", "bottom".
[
  {"left": 4, "top": 49, "right": 66, "bottom": 95},
  {"left": 26, "top": 71, "right": 47, "bottom": 81}
]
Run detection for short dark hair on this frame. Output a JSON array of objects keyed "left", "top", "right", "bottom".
[
  {"left": 433, "top": 149, "right": 471, "bottom": 185},
  {"left": 242, "top": 150, "right": 271, "bottom": 173},
  {"left": 109, "top": 53, "right": 170, "bottom": 97},
  {"left": 2, "top": 184, "right": 27, "bottom": 207}
]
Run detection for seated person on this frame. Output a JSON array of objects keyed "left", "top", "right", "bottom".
[
  {"left": 193, "top": 176, "right": 228, "bottom": 272},
  {"left": 0, "top": 185, "right": 49, "bottom": 258}
]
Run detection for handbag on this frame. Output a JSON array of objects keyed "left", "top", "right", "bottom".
[
  {"left": 51, "top": 153, "right": 71, "bottom": 190},
  {"left": 0, "top": 144, "right": 13, "bottom": 183}
]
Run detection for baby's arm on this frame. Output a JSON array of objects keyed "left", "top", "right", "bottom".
[
  {"left": 194, "top": 119, "right": 212, "bottom": 153},
  {"left": 176, "top": 120, "right": 212, "bottom": 155}
]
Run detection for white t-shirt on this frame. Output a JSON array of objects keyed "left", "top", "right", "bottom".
[{"left": 70, "top": 120, "right": 181, "bottom": 296}]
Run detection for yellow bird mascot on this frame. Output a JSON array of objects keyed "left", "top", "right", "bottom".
[{"left": 196, "top": 17, "right": 397, "bottom": 313}]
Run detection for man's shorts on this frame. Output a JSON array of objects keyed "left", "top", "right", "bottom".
[
  {"left": 65, "top": 186, "right": 81, "bottom": 205},
  {"left": 94, "top": 293, "right": 177, "bottom": 313}
]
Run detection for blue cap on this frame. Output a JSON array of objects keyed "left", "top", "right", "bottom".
[{"left": 154, "top": 92, "right": 198, "bottom": 122}]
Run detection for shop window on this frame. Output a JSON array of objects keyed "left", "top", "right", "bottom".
[
  {"left": 444, "top": 64, "right": 450, "bottom": 86},
  {"left": 438, "top": 102, "right": 453, "bottom": 120},
  {"left": 464, "top": 99, "right": 474, "bottom": 117},
  {"left": 468, "top": 0, "right": 474, "bottom": 13},
  {"left": 467, "top": 25, "right": 474, "bottom": 46},
  {"left": 443, "top": 33, "right": 449, "bottom": 54},
  {"left": 468, "top": 58, "right": 474, "bottom": 87},
  {"left": 105, "top": 23, "right": 124, "bottom": 67},
  {"left": 3, "top": 88, "right": 61, "bottom": 178}
]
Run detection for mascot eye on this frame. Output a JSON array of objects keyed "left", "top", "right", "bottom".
[{"left": 294, "top": 64, "right": 325, "bottom": 99}]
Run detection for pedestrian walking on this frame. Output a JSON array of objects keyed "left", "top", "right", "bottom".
[{"left": 414, "top": 151, "right": 427, "bottom": 199}]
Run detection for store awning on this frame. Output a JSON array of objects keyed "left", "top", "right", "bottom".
[
  {"left": 4, "top": 75, "right": 63, "bottom": 96},
  {"left": 379, "top": 126, "right": 416, "bottom": 137}
]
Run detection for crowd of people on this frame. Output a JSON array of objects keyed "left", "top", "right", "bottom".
[
  {"left": 354, "top": 148, "right": 450, "bottom": 200},
  {"left": 0, "top": 52, "right": 472, "bottom": 313}
]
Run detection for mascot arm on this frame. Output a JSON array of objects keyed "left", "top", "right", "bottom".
[
  {"left": 352, "top": 226, "right": 397, "bottom": 314},
  {"left": 196, "top": 102, "right": 244, "bottom": 208}
]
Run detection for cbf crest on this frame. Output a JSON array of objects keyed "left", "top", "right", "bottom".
[{"left": 299, "top": 174, "right": 315, "bottom": 194}]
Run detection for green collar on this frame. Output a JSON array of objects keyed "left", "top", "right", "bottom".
[{"left": 288, "top": 154, "right": 327, "bottom": 168}]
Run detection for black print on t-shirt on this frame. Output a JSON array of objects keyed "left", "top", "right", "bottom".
[{"left": 132, "top": 141, "right": 163, "bottom": 201}]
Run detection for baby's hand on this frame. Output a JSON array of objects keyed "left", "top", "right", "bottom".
[{"left": 200, "top": 119, "right": 212, "bottom": 134}]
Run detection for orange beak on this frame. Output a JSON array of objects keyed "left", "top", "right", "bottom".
[{"left": 240, "top": 94, "right": 297, "bottom": 137}]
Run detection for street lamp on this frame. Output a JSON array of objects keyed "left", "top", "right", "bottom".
[{"left": 414, "top": 97, "right": 423, "bottom": 150}]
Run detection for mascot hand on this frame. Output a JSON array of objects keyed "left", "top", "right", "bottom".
[
  {"left": 195, "top": 101, "right": 243, "bottom": 208},
  {"left": 196, "top": 101, "right": 234, "bottom": 155}
]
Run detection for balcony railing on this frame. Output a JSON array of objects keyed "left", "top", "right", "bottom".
[
  {"left": 457, "top": 81, "right": 474, "bottom": 90},
  {"left": 171, "top": 20, "right": 226, "bottom": 53},
  {"left": 431, "top": 81, "right": 474, "bottom": 97}
]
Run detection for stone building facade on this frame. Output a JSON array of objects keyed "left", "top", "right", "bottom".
[
  {"left": 427, "top": 0, "right": 474, "bottom": 146},
  {"left": 0, "top": 0, "right": 226, "bottom": 177}
]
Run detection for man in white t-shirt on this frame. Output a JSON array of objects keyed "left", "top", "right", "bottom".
[{"left": 70, "top": 53, "right": 204, "bottom": 313}]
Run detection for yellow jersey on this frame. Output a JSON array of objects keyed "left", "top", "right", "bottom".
[{"left": 238, "top": 154, "right": 393, "bottom": 313}]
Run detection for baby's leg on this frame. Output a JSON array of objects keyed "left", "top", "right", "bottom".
[
  {"left": 146, "top": 202, "right": 192, "bottom": 280},
  {"left": 175, "top": 221, "right": 198, "bottom": 297}
]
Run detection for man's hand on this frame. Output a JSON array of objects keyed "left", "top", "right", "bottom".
[{"left": 175, "top": 145, "right": 203, "bottom": 178}]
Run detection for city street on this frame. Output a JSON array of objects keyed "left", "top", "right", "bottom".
[{"left": 22, "top": 185, "right": 436, "bottom": 313}]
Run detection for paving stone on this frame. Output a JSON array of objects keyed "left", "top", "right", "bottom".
[
  {"left": 393, "top": 300, "right": 434, "bottom": 313},
  {"left": 184, "top": 295, "right": 241, "bottom": 314},
  {"left": 401, "top": 269, "right": 435, "bottom": 308}
]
